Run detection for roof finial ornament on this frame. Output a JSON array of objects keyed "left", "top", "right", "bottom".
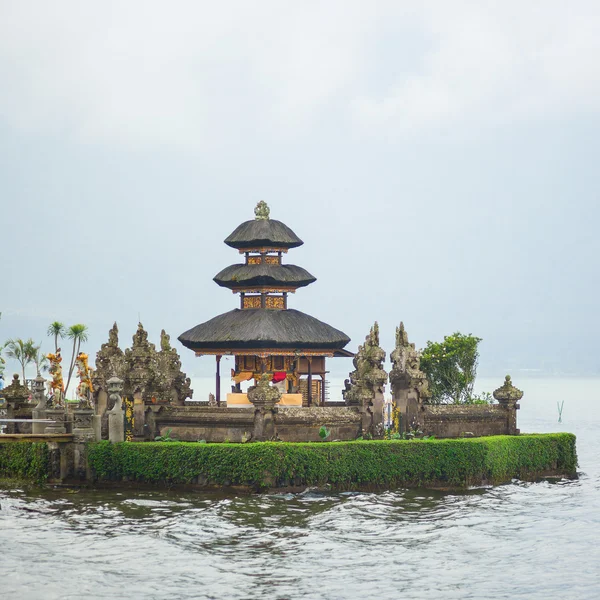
[{"left": 254, "top": 200, "right": 270, "bottom": 220}]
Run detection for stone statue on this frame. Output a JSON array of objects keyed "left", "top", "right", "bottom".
[
  {"left": 107, "top": 376, "right": 125, "bottom": 442},
  {"left": 389, "top": 322, "right": 430, "bottom": 434},
  {"left": 93, "top": 323, "right": 125, "bottom": 393},
  {"left": 47, "top": 349, "right": 65, "bottom": 407},
  {"left": 75, "top": 352, "right": 94, "bottom": 408},
  {"left": 156, "top": 329, "right": 193, "bottom": 406},
  {"left": 345, "top": 322, "right": 387, "bottom": 407},
  {"left": 344, "top": 323, "right": 387, "bottom": 437},
  {"left": 208, "top": 393, "right": 217, "bottom": 407},
  {"left": 254, "top": 200, "right": 270, "bottom": 220},
  {"left": 247, "top": 374, "right": 281, "bottom": 441},
  {"left": 389, "top": 322, "right": 430, "bottom": 402}
]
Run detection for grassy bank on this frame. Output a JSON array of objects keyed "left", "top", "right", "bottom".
[
  {"left": 0, "top": 443, "right": 49, "bottom": 483},
  {"left": 87, "top": 434, "right": 577, "bottom": 490}
]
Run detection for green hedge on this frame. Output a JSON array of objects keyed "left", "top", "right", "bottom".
[
  {"left": 0, "top": 443, "right": 49, "bottom": 483},
  {"left": 87, "top": 433, "right": 577, "bottom": 490}
]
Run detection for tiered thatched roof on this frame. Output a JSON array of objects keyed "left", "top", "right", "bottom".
[
  {"left": 178, "top": 309, "right": 350, "bottom": 351},
  {"left": 224, "top": 219, "right": 303, "bottom": 249},
  {"left": 214, "top": 264, "right": 316, "bottom": 289}
]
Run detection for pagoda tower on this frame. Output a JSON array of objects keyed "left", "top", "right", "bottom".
[{"left": 178, "top": 201, "right": 352, "bottom": 406}]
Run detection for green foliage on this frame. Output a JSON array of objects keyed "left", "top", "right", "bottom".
[
  {"left": 64, "top": 323, "right": 89, "bottom": 398},
  {"left": 466, "top": 392, "right": 493, "bottom": 405},
  {"left": 47, "top": 322, "right": 66, "bottom": 353},
  {"left": 420, "top": 332, "right": 482, "bottom": 404},
  {"left": 318, "top": 426, "right": 331, "bottom": 441},
  {"left": 155, "top": 428, "right": 174, "bottom": 442},
  {"left": 4, "top": 338, "right": 38, "bottom": 383},
  {"left": 0, "top": 443, "right": 49, "bottom": 482},
  {"left": 86, "top": 434, "right": 577, "bottom": 491}
]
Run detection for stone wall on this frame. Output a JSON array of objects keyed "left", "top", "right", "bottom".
[
  {"left": 153, "top": 406, "right": 254, "bottom": 443},
  {"left": 420, "top": 404, "right": 514, "bottom": 438},
  {"left": 149, "top": 405, "right": 363, "bottom": 443},
  {"left": 275, "top": 407, "right": 362, "bottom": 442}
]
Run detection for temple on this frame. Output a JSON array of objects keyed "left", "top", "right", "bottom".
[{"left": 178, "top": 201, "right": 353, "bottom": 407}]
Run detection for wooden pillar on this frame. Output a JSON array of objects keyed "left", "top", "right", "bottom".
[
  {"left": 307, "top": 357, "right": 313, "bottom": 406},
  {"left": 216, "top": 355, "right": 222, "bottom": 406},
  {"left": 321, "top": 374, "right": 326, "bottom": 406}
]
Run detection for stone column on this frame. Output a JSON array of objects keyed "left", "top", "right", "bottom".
[
  {"left": 32, "top": 376, "right": 47, "bottom": 434},
  {"left": 107, "top": 376, "right": 125, "bottom": 443},
  {"left": 248, "top": 374, "right": 281, "bottom": 441},
  {"left": 72, "top": 406, "right": 95, "bottom": 479},
  {"left": 493, "top": 375, "right": 523, "bottom": 435}
]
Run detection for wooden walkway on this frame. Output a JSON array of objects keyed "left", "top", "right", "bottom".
[{"left": 0, "top": 434, "right": 74, "bottom": 443}]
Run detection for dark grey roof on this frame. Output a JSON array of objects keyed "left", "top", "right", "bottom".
[
  {"left": 178, "top": 309, "right": 350, "bottom": 351},
  {"left": 224, "top": 219, "right": 303, "bottom": 249},
  {"left": 214, "top": 264, "right": 316, "bottom": 289}
]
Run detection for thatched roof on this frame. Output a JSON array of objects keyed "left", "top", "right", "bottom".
[
  {"left": 178, "top": 309, "right": 350, "bottom": 351},
  {"left": 214, "top": 264, "right": 316, "bottom": 289},
  {"left": 224, "top": 219, "right": 303, "bottom": 249}
]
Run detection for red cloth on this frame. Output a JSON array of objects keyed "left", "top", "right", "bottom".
[{"left": 272, "top": 371, "right": 287, "bottom": 383}]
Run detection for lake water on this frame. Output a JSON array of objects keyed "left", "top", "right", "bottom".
[{"left": 1, "top": 378, "right": 599, "bottom": 599}]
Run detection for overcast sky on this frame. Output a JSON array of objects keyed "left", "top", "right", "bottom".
[{"left": 1, "top": 0, "right": 599, "bottom": 382}]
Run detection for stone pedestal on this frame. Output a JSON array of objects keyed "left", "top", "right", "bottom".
[
  {"left": 45, "top": 408, "right": 67, "bottom": 434},
  {"left": 73, "top": 408, "right": 95, "bottom": 441},
  {"left": 248, "top": 374, "right": 281, "bottom": 441},
  {"left": 72, "top": 408, "right": 94, "bottom": 480}
]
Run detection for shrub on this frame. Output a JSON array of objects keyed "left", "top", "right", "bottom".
[
  {"left": 86, "top": 434, "right": 577, "bottom": 490},
  {"left": 0, "top": 442, "right": 49, "bottom": 482},
  {"left": 420, "top": 332, "right": 482, "bottom": 404}
]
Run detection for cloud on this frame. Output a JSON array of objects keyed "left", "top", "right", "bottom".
[
  {"left": 352, "top": 2, "right": 600, "bottom": 132},
  {"left": 0, "top": 1, "right": 599, "bottom": 148}
]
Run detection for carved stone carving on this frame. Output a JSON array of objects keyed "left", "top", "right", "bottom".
[
  {"left": 248, "top": 374, "right": 281, "bottom": 441},
  {"left": 493, "top": 375, "right": 523, "bottom": 404},
  {"left": 389, "top": 322, "right": 430, "bottom": 434},
  {"left": 344, "top": 322, "right": 387, "bottom": 407},
  {"left": 155, "top": 330, "right": 193, "bottom": 406},
  {"left": 92, "top": 323, "right": 125, "bottom": 393},
  {"left": 389, "top": 322, "right": 430, "bottom": 402},
  {"left": 254, "top": 200, "right": 270, "bottom": 220},
  {"left": 107, "top": 376, "right": 125, "bottom": 443},
  {"left": 2, "top": 373, "right": 30, "bottom": 408},
  {"left": 93, "top": 322, "right": 193, "bottom": 407},
  {"left": 32, "top": 376, "right": 47, "bottom": 434},
  {"left": 493, "top": 375, "right": 522, "bottom": 436},
  {"left": 343, "top": 323, "right": 387, "bottom": 437},
  {"left": 248, "top": 374, "right": 281, "bottom": 409}
]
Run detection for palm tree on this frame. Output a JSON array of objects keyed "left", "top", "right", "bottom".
[
  {"left": 33, "top": 345, "right": 49, "bottom": 376},
  {"left": 47, "top": 321, "right": 66, "bottom": 353},
  {"left": 64, "top": 324, "right": 89, "bottom": 399},
  {"left": 4, "top": 338, "right": 37, "bottom": 384}
]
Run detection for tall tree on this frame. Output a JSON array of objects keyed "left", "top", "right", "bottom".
[
  {"left": 47, "top": 321, "right": 66, "bottom": 353},
  {"left": 64, "top": 324, "right": 89, "bottom": 399},
  {"left": 4, "top": 338, "right": 38, "bottom": 384},
  {"left": 420, "top": 333, "right": 482, "bottom": 404}
]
